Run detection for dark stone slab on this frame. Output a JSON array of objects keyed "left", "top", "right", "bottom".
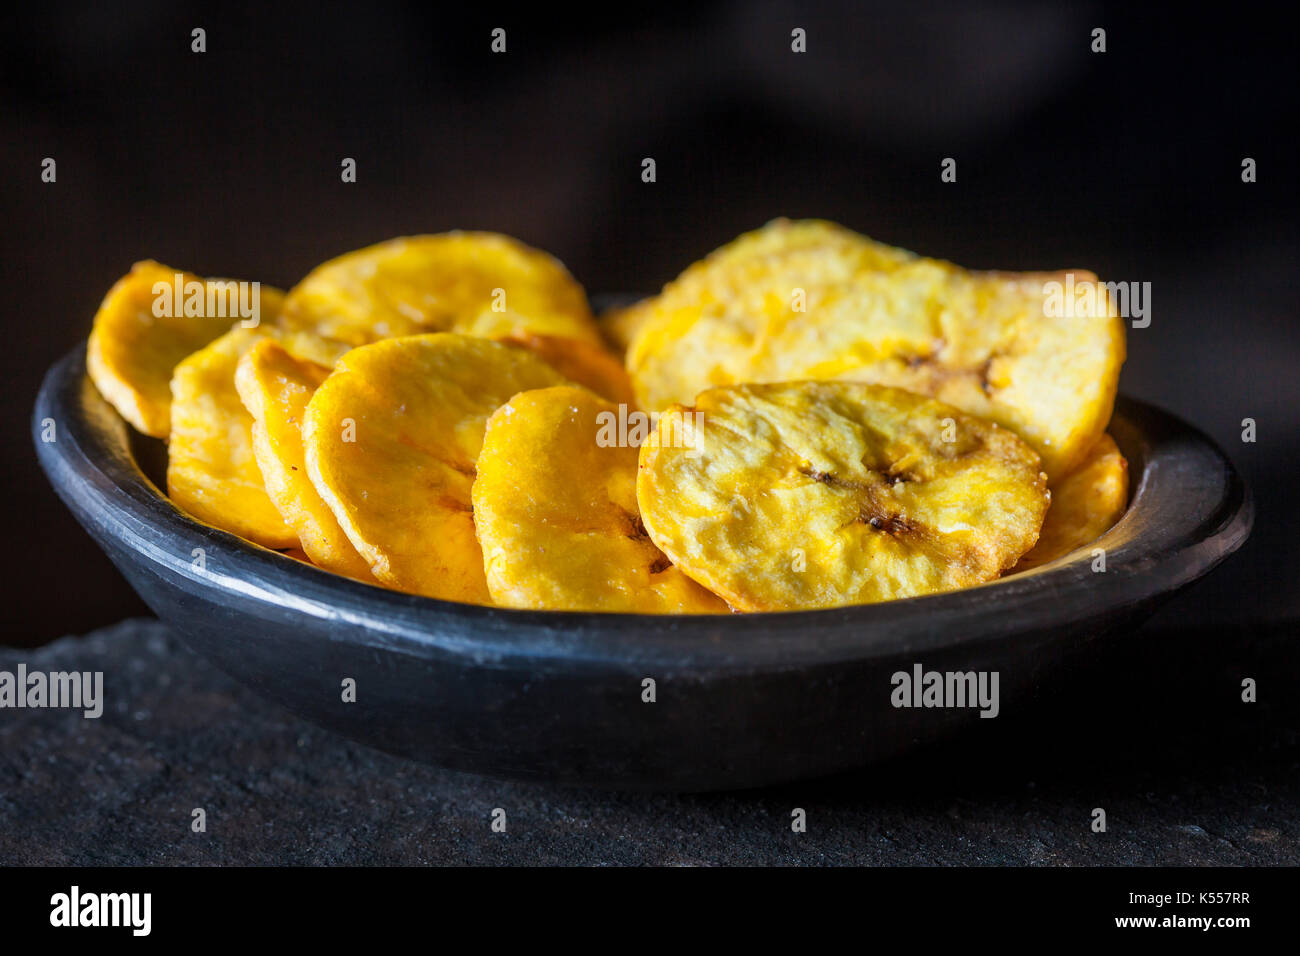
[{"left": 1, "top": 617, "right": 1297, "bottom": 866}]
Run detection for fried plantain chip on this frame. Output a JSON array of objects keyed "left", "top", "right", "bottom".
[
  {"left": 87, "top": 261, "right": 284, "bottom": 437},
  {"left": 637, "top": 382, "right": 1049, "bottom": 611},
  {"left": 625, "top": 219, "right": 1125, "bottom": 479},
  {"left": 1012, "top": 433, "right": 1128, "bottom": 571},
  {"left": 610, "top": 219, "right": 907, "bottom": 358},
  {"left": 279, "top": 232, "right": 601, "bottom": 348},
  {"left": 597, "top": 300, "right": 653, "bottom": 355},
  {"left": 235, "top": 339, "right": 376, "bottom": 582},
  {"left": 167, "top": 327, "right": 299, "bottom": 547},
  {"left": 499, "top": 333, "right": 636, "bottom": 406},
  {"left": 473, "top": 386, "right": 728, "bottom": 612},
  {"left": 302, "top": 334, "right": 568, "bottom": 602},
  {"left": 643, "top": 218, "right": 912, "bottom": 301},
  {"left": 271, "top": 326, "right": 357, "bottom": 368}
]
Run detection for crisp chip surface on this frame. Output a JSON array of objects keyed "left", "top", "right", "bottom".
[
  {"left": 303, "top": 334, "right": 568, "bottom": 602},
  {"left": 500, "top": 333, "right": 636, "bottom": 406},
  {"left": 637, "top": 381, "right": 1049, "bottom": 610},
  {"left": 87, "top": 261, "right": 283, "bottom": 437},
  {"left": 473, "top": 386, "right": 728, "bottom": 612},
  {"left": 279, "top": 232, "right": 601, "bottom": 347},
  {"left": 1013, "top": 433, "right": 1128, "bottom": 571},
  {"left": 167, "top": 327, "right": 299, "bottom": 547},
  {"left": 235, "top": 338, "right": 376, "bottom": 582},
  {"left": 625, "top": 219, "right": 1125, "bottom": 478}
]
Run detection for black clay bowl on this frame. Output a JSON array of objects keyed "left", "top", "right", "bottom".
[{"left": 34, "top": 343, "right": 1252, "bottom": 791}]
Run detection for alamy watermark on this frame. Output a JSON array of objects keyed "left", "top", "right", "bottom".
[
  {"left": 1043, "top": 272, "right": 1150, "bottom": 328},
  {"left": 596, "top": 404, "right": 704, "bottom": 454},
  {"left": 152, "top": 273, "right": 262, "bottom": 328},
  {"left": 891, "top": 663, "right": 999, "bottom": 718},
  {"left": 0, "top": 665, "right": 103, "bottom": 718},
  {"left": 50, "top": 886, "right": 150, "bottom": 936}
]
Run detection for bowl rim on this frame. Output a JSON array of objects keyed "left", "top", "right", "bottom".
[{"left": 34, "top": 342, "right": 1253, "bottom": 672}]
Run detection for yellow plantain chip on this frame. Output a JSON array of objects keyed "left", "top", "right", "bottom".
[
  {"left": 499, "top": 333, "right": 637, "bottom": 406},
  {"left": 167, "top": 327, "right": 299, "bottom": 547},
  {"left": 235, "top": 339, "right": 377, "bottom": 582},
  {"left": 625, "top": 219, "right": 1125, "bottom": 479},
  {"left": 1012, "top": 433, "right": 1128, "bottom": 571},
  {"left": 87, "top": 260, "right": 284, "bottom": 437},
  {"left": 607, "top": 219, "right": 909, "bottom": 356},
  {"left": 302, "top": 334, "right": 568, "bottom": 602},
  {"left": 597, "top": 300, "right": 653, "bottom": 355},
  {"left": 279, "top": 232, "right": 601, "bottom": 348},
  {"left": 637, "top": 382, "right": 1050, "bottom": 611},
  {"left": 271, "top": 326, "right": 358, "bottom": 368},
  {"left": 643, "top": 217, "right": 913, "bottom": 301},
  {"left": 473, "top": 386, "right": 729, "bottom": 613}
]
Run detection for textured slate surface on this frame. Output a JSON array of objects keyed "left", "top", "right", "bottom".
[{"left": 1, "top": 616, "right": 1296, "bottom": 866}]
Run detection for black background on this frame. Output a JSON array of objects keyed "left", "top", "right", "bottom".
[{"left": 3, "top": 2, "right": 1296, "bottom": 644}]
